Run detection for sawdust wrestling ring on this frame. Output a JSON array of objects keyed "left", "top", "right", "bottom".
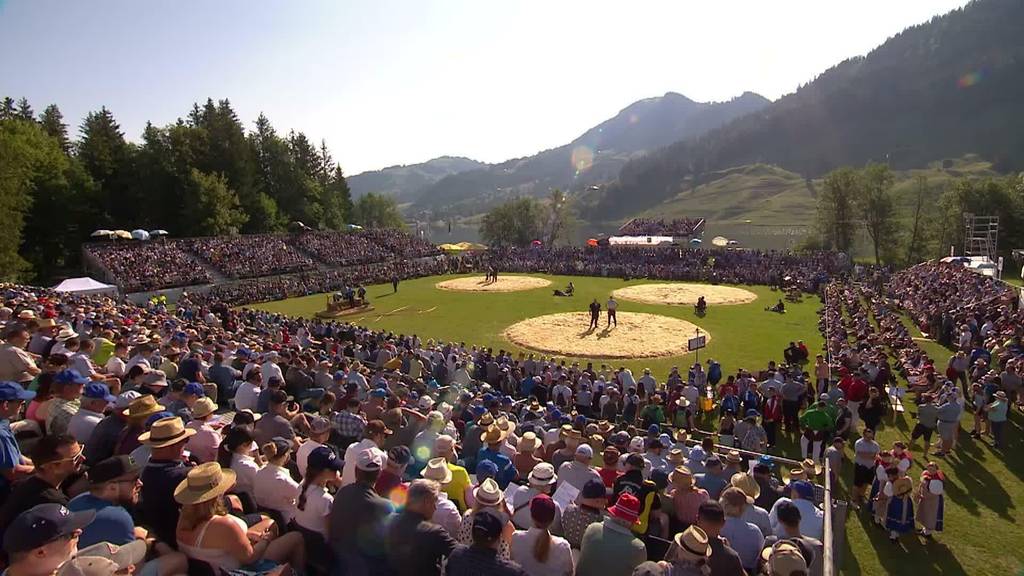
[
  {"left": 503, "top": 312, "right": 709, "bottom": 359},
  {"left": 435, "top": 276, "right": 552, "bottom": 292},
  {"left": 612, "top": 283, "right": 757, "bottom": 306}
]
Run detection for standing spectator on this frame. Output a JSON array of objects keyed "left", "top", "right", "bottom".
[
  {"left": 561, "top": 478, "right": 608, "bottom": 550},
  {"left": 694, "top": 501, "right": 745, "bottom": 576},
  {"left": 575, "top": 492, "right": 646, "bottom": 576},
  {"left": 388, "top": 479, "right": 459, "bottom": 576},
  {"left": 985, "top": 390, "right": 1009, "bottom": 449},
  {"left": 719, "top": 487, "right": 765, "bottom": 572},
  {"left": 446, "top": 509, "right": 528, "bottom": 576},
  {"left": 342, "top": 420, "right": 390, "bottom": 487},
  {"left": 329, "top": 448, "right": 394, "bottom": 573},
  {"left": 511, "top": 494, "right": 574, "bottom": 576},
  {"left": 763, "top": 501, "right": 824, "bottom": 576}
]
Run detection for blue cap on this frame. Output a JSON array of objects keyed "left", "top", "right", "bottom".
[
  {"left": 791, "top": 480, "right": 815, "bottom": 500},
  {"left": 370, "top": 388, "right": 388, "bottom": 398},
  {"left": 470, "top": 405, "right": 487, "bottom": 417},
  {"left": 559, "top": 415, "right": 571, "bottom": 425},
  {"left": 55, "top": 369, "right": 89, "bottom": 386},
  {"left": 745, "top": 409, "right": 760, "bottom": 418},
  {"left": 476, "top": 459, "right": 499, "bottom": 480},
  {"left": 482, "top": 393, "right": 495, "bottom": 404},
  {"left": 146, "top": 411, "right": 174, "bottom": 429},
  {"left": 550, "top": 409, "right": 562, "bottom": 420},
  {"left": 308, "top": 445, "right": 343, "bottom": 471},
  {"left": 83, "top": 383, "right": 115, "bottom": 403},
  {"left": 758, "top": 454, "right": 774, "bottom": 467},
  {"left": 0, "top": 382, "right": 35, "bottom": 402},
  {"left": 333, "top": 371, "right": 346, "bottom": 381},
  {"left": 647, "top": 424, "right": 660, "bottom": 435},
  {"left": 183, "top": 382, "right": 205, "bottom": 397},
  {"left": 574, "top": 414, "right": 586, "bottom": 426},
  {"left": 3, "top": 503, "right": 96, "bottom": 554}
]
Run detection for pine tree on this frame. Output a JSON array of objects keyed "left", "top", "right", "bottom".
[
  {"left": 1, "top": 97, "right": 16, "bottom": 120},
  {"left": 15, "top": 98, "right": 34, "bottom": 122},
  {"left": 39, "top": 104, "right": 71, "bottom": 154}
]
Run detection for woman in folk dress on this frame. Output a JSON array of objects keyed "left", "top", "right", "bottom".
[{"left": 915, "top": 461, "right": 945, "bottom": 538}]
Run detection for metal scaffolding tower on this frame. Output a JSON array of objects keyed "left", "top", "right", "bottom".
[{"left": 963, "top": 213, "right": 999, "bottom": 262}]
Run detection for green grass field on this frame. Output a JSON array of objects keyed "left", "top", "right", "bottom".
[{"left": 251, "top": 273, "right": 1024, "bottom": 576}]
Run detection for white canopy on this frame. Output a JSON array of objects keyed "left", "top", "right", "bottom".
[
  {"left": 53, "top": 277, "right": 119, "bottom": 297},
  {"left": 608, "top": 235, "right": 675, "bottom": 246}
]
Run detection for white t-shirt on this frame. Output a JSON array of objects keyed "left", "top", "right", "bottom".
[
  {"left": 295, "top": 439, "right": 322, "bottom": 478},
  {"left": 233, "top": 382, "right": 261, "bottom": 413},
  {"left": 293, "top": 484, "right": 333, "bottom": 537},
  {"left": 511, "top": 527, "right": 574, "bottom": 576},
  {"left": 231, "top": 453, "right": 261, "bottom": 495},
  {"left": 341, "top": 438, "right": 387, "bottom": 487},
  {"left": 253, "top": 464, "right": 300, "bottom": 524},
  {"left": 67, "top": 408, "right": 104, "bottom": 444},
  {"left": 105, "top": 356, "right": 126, "bottom": 378}
]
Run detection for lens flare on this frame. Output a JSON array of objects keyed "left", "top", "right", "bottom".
[
  {"left": 957, "top": 70, "right": 984, "bottom": 88},
  {"left": 571, "top": 146, "right": 594, "bottom": 174},
  {"left": 388, "top": 483, "right": 408, "bottom": 509}
]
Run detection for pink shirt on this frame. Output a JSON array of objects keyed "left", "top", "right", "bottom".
[{"left": 186, "top": 421, "right": 222, "bottom": 463}]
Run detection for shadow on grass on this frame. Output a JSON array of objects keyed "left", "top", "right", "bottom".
[
  {"left": 939, "top": 437, "right": 1017, "bottom": 520},
  {"left": 845, "top": 508, "right": 970, "bottom": 576},
  {"left": 375, "top": 292, "right": 395, "bottom": 298}
]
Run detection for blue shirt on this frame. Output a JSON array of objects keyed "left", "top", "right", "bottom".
[
  {"left": 68, "top": 492, "right": 135, "bottom": 548},
  {"left": 0, "top": 420, "right": 21, "bottom": 493},
  {"left": 520, "top": 377, "right": 535, "bottom": 397},
  {"left": 476, "top": 447, "right": 515, "bottom": 488}
]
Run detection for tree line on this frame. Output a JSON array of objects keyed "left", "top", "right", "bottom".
[
  {"left": 0, "top": 96, "right": 403, "bottom": 282},
  {"left": 815, "top": 162, "right": 1024, "bottom": 265},
  {"left": 478, "top": 189, "right": 575, "bottom": 248}
]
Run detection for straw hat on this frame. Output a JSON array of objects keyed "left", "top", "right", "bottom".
[
  {"left": 473, "top": 478, "right": 504, "bottom": 507},
  {"left": 596, "top": 420, "right": 614, "bottom": 435},
  {"left": 174, "top": 462, "right": 237, "bottom": 505},
  {"left": 138, "top": 416, "right": 197, "bottom": 448},
  {"left": 122, "top": 394, "right": 163, "bottom": 419},
  {"left": 191, "top": 397, "right": 217, "bottom": 420},
  {"left": 674, "top": 525, "right": 713, "bottom": 562},
  {"left": 760, "top": 541, "right": 807, "bottom": 575},
  {"left": 669, "top": 465, "right": 694, "bottom": 489},
  {"left": 893, "top": 477, "right": 914, "bottom": 497},
  {"left": 666, "top": 449, "right": 686, "bottom": 465},
  {"left": 422, "top": 457, "right": 453, "bottom": 485},
  {"left": 480, "top": 424, "right": 509, "bottom": 445},
  {"left": 730, "top": 472, "right": 761, "bottom": 503},
  {"left": 56, "top": 327, "right": 79, "bottom": 341},
  {"left": 995, "top": 390, "right": 1008, "bottom": 400},
  {"left": 495, "top": 415, "right": 516, "bottom": 435},
  {"left": 800, "top": 458, "right": 823, "bottom": 477},
  {"left": 725, "top": 450, "right": 743, "bottom": 465},
  {"left": 675, "top": 397, "right": 691, "bottom": 408},
  {"left": 477, "top": 413, "right": 495, "bottom": 427},
  {"left": 528, "top": 462, "right": 558, "bottom": 487},
  {"left": 517, "top": 432, "right": 542, "bottom": 453},
  {"left": 17, "top": 309, "right": 37, "bottom": 320},
  {"left": 786, "top": 468, "right": 807, "bottom": 483}
]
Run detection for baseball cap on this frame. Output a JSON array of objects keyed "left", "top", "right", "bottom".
[
  {"left": 355, "top": 448, "right": 383, "bottom": 471},
  {"left": 791, "top": 480, "right": 815, "bottom": 500},
  {"left": 647, "top": 424, "right": 660, "bottom": 435},
  {"left": 3, "top": 503, "right": 96, "bottom": 554},
  {"left": 471, "top": 509, "right": 504, "bottom": 540},
  {"left": 83, "top": 383, "right": 115, "bottom": 403},
  {"left": 0, "top": 381, "right": 35, "bottom": 402},
  {"left": 387, "top": 445, "right": 412, "bottom": 466},
  {"left": 576, "top": 444, "right": 594, "bottom": 459},
  {"left": 333, "top": 371, "right": 346, "bottom": 381},
  {"left": 581, "top": 478, "right": 607, "bottom": 500},
  {"left": 183, "top": 382, "right": 205, "bottom": 397},
  {"left": 55, "top": 369, "right": 90, "bottom": 386},
  {"left": 308, "top": 416, "right": 331, "bottom": 435},
  {"left": 69, "top": 540, "right": 147, "bottom": 573},
  {"left": 307, "top": 446, "right": 343, "bottom": 472},
  {"left": 476, "top": 459, "right": 499, "bottom": 480},
  {"left": 369, "top": 388, "right": 388, "bottom": 398},
  {"left": 88, "top": 455, "right": 142, "bottom": 485}
]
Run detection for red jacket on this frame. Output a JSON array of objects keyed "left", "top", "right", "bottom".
[
  {"left": 762, "top": 396, "right": 782, "bottom": 422},
  {"left": 839, "top": 376, "right": 868, "bottom": 402}
]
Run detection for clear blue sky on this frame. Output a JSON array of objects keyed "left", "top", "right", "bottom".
[{"left": 0, "top": 0, "right": 968, "bottom": 174}]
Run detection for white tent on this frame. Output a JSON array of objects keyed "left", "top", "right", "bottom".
[{"left": 53, "top": 277, "right": 119, "bottom": 297}]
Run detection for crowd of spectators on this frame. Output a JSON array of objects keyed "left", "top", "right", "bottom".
[
  {"left": 183, "top": 235, "right": 315, "bottom": 279},
  {"left": 289, "top": 231, "right": 394, "bottom": 266},
  {"left": 85, "top": 243, "right": 212, "bottom": 293},
  {"left": 618, "top": 218, "right": 704, "bottom": 237}
]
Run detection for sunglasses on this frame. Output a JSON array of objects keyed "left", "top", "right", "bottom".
[{"left": 50, "top": 448, "right": 85, "bottom": 465}]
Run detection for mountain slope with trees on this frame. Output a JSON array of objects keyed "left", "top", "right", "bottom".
[
  {"left": 347, "top": 156, "right": 488, "bottom": 203},
  {"left": 582, "top": 0, "right": 1024, "bottom": 219},
  {"left": 413, "top": 91, "right": 769, "bottom": 216}
]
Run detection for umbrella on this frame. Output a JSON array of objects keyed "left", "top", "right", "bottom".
[
  {"left": 711, "top": 236, "right": 728, "bottom": 247},
  {"left": 586, "top": 238, "right": 598, "bottom": 247},
  {"left": 90, "top": 229, "right": 114, "bottom": 238},
  {"left": 531, "top": 240, "right": 543, "bottom": 247},
  {"left": 690, "top": 238, "right": 703, "bottom": 244},
  {"left": 149, "top": 229, "right": 168, "bottom": 236},
  {"left": 131, "top": 229, "right": 151, "bottom": 241},
  {"left": 112, "top": 230, "right": 133, "bottom": 240}
]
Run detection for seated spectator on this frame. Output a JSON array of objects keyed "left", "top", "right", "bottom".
[
  {"left": 175, "top": 462, "right": 305, "bottom": 573},
  {"left": 446, "top": 509, "right": 528, "bottom": 576},
  {"left": 388, "top": 478, "right": 459, "bottom": 576},
  {"left": 0, "top": 434, "right": 82, "bottom": 533},
  {"left": 2, "top": 503, "right": 95, "bottom": 576}
]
